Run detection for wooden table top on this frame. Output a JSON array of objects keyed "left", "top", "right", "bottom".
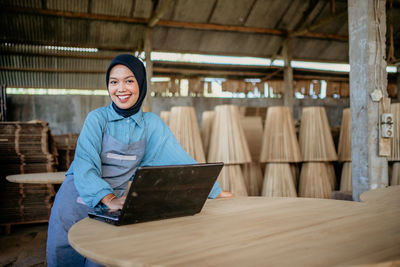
[
  {"left": 360, "top": 185, "right": 400, "bottom": 208},
  {"left": 69, "top": 187, "right": 400, "bottom": 267},
  {"left": 6, "top": 172, "right": 66, "bottom": 184}
]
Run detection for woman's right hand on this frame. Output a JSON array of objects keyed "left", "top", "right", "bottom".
[{"left": 107, "top": 196, "right": 126, "bottom": 210}]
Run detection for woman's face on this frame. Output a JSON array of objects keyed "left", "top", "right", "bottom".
[{"left": 108, "top": 64, "right": 140, "bottom": 109}]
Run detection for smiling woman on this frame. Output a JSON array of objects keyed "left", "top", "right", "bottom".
[
  {"left": 107, "top": 65, "right": 140, "bottom": 109},
  {"left": 45, "top": 54, "right": 231, "bottom": 267}
]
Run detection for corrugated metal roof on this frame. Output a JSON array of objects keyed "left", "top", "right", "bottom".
[
  {"left": 46, "top": 0, "right": 88, "bottom": 13},
  {"left": 0, "top": 0, "right": 398, "bottom": 89},
  {"left": 0, "top": 0, "right": 355, "bottom": 59}
]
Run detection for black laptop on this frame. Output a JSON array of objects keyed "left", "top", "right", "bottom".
[{"left": 88, "top": 162, "right": 224, "bottom": 226}]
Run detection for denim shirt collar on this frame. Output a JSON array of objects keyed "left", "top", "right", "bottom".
[{"left": 106, "top": 103, "right": 144, "bottom": 127}]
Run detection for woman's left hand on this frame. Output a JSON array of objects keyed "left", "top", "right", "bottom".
[{"left": 216, "top": 191, "right": 234, "bottom": 198}]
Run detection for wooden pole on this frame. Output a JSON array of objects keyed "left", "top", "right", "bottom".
[
  {"left": 282, "top": 39, "right": 293, "bottom": 113},
  {"left": 348, "top": 0, "right": 389, "bottom": 201},
  {"left": 144, "top": 27, "right": 153, "bottom": 111}
]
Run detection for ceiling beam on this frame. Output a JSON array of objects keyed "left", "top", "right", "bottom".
[
  {"left": 207, "top": 0, "right": 218, "bottom": 23},
  {"left": 242, "top": 0, "right": 258, "bottom": 26},
  {"left": 260, "top": 69, "right": 283, "bottom": 82},
  {"left": 270, "top": 0, "right": 324, "bottom": 62},
  {"left": 269, "top": 8, "right": 347, "bottom": 63},
  {"left": 148, "top": 0, "right": 175, "bottom": 27},
  {"left": 2, "top": 6, "right": 348, "bottom": 42},
  {"left": 288, "top": 9, "right": 347, "bottom": 38}
]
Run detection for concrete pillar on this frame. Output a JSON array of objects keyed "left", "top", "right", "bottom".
[
  {"left": 144, "top": 27, "right": 153, "bottom": 111},
  {"left": 282, "top": 39, "right": 294, "bottom": 112},
  {"left": 348, "top": 0, "right": 388, "bottom": 201}
]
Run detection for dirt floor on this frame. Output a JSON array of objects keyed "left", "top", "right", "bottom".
[{"left": 0, "top": 223, "right": 48, "bottom": 267}]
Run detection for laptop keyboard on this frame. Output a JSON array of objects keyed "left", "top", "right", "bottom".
[
  {"left": 92, "top": 206, "right": 122, "bottom": 218},
  {"left": 103, "top": 209, "right": 122, "bottom": 217}
]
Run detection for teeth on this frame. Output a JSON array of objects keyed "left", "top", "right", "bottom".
[{"left": 118, "top": 95, "right": 129, "bottom": 100}]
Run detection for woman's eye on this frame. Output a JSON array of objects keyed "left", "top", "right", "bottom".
[
  {"left": 127, "top": 80, "right": 134, "bottom": 84},
  {"left": 110, "top": 80, "right": 117, "bottom": 85}
]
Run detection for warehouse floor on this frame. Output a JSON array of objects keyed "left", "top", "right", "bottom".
[{"left": 0, "top": 223, "right": 47, "bottom": 266}]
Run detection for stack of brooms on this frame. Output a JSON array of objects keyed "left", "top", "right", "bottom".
[
  {"left": 160, "top": 111, "right": 170, "bottom": 125},
  {"left": 240, "top": 116, "right": 264, "bottom": 196},
  {"left": 168, "top": 106, "right": 206, "bottom": 163},
  {"left": 298, "top": 107, "right": 337, "bottom": 199},
  {"left": 208, "top": 105, "right": 251, "bottom": 196},
  {"left": 260, "top": 106, "right": 302, "bottom": 197},
  {"left": 200, "top": 111, "right": 215, "bottom": 157}
]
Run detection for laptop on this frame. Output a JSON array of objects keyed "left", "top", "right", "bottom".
[{"left": 88, "top": 162, "right": 224, "bottom": 226}]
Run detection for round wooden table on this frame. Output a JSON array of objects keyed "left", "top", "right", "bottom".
[
  {"left": 6, "top": 171, "right": 66, "bottom": 184},
  {"left": 68, "top": 187, "right": 400, "bottom": 267}
]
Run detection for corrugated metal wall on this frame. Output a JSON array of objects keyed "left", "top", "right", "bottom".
[{"left": 0, "top": 43, "right": 126, "bottom": 89}]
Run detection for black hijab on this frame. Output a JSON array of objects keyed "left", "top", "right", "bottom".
[{"left": 106, "top": 54, "right": 147, "bottom": 117}]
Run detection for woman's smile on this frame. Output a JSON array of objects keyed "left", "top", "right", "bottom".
[{"left": 117, "top": 94, "right": 131, "bottom": 102}]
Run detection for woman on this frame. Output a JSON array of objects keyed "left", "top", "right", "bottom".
[{"left": 46, "top": 54, "right": 231, "bottom": 266}]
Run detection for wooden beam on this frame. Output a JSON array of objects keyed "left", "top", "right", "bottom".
[
  {"left": 2, "top": 7, "right": 348, "bottom": 42},
  {"left": 331, "top": 0, "right": 336, "bottom": 13},
  {"left": 271, "top": 8, "right": 347, "bottom": 61},
  {"left": 207, "top": 0, "right": 218, "bottom": 23},
  {"left": 260, "top": 69, "right": 283, "bottom": 82},
  {"left": 292, "top": 74, "right": 348, "bottom": 82},
  {"left": 241, "top": 0, "right": 258, "bottom": 26},
  {"left": 156, "top": 19, "right": 284, "bottom": 35},
  {"left": 153, "top": 67, "right": 268, "bottom": 77},
  {"left": 289, "top": 9, "right": 347, "bottom": 38},
  {"left": 270, "top": 0, "right": 324, "bottom": 62},
  {"left": 148, "top": 0, "right": 175, "bottom": 27}
]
